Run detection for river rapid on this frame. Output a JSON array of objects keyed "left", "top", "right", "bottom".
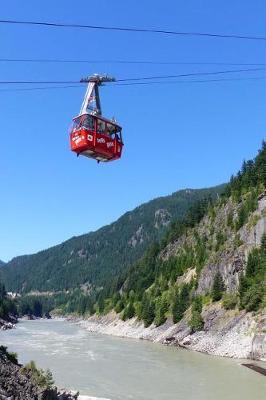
[{"left": 0, "top": 319, "right": 265, "bottom": 400}]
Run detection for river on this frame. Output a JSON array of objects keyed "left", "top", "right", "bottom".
[{"left": 0, "top": 319, "right": 265, "bottom": 400}]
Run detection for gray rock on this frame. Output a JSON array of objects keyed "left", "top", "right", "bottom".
[
  {"left": 0, "top": 348, "right": 79, "bottom": 400},
  {"left": 251, "top": 315, "right": 266, "bottom": 361}
]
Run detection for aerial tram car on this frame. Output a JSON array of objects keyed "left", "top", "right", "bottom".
[{"left": 70, "top": 74, "right": 123, "bottom": 163}]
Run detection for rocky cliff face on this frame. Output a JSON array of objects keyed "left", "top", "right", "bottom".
[
  {"left": 162, "top": 192, "right": 266, "bottom": 295},
  {"left": 77, "top": 192, "right": 266, "bottom": 361}
]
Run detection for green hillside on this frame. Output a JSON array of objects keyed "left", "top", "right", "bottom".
[
  {"left": 0, "top": 186, "right": 224, "bottom": 293},
  {"left": 67, "top": 142, "right": 266, "bottom": 322}
]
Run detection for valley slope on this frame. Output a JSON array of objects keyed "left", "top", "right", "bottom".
[
  {"left": 0, "top": 186, "right": 223, "bottom": 293},
  {"left": 76, "top": 143, "right": 266, "bottom": 360}
]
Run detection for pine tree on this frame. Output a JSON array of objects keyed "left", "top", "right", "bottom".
[
  {"left": 172, "top": 285, "right": 190, "bottom": 323},
  {"left": 245, "top": 250, "right": 260, "bottom": 278},
  {"left": 114, "top": 299, "right": 124, "bottom": 313},
  {"left": 33, "top": 300, "right": 43, "bottom": 317},
  {"left": 0, "top": 283, "right": 6, "bottom": 300},
  {"left": 260, "top": 234, "right": 266, "bottom": 253},
  {"left": 190, "top": 310, "right": 204, "bottom": 332},
  {"left": 97, "top": 295, "right": 105, "bottom": 314},
  {"left": 211, "top": 272, "right": 225, "bottom": 301},
  {"left": 112, "top": 292, "right": 121, "bottom": 307},
  {"left": 189, "top": 297, "right": 204, "bottom": 332},
  {"left": 154, "top": 297, "right": 168, "bottom": 327},
  {"left": 122, "top": 301, "right": 135, "bottom": 320},
  {"left": 142, "top": 297, "right": 155, "bottom": 327}
]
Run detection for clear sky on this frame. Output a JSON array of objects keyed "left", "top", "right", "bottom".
[{"left": 1, "top": 1, "right": 266, "bottom": 261}]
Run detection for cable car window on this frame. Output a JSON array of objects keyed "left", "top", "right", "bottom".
[
  {"left": 116, "top": 128, "right": 122, "bottom": 142},
  {"left": 106, "top": 123, "right": 116, "bottom": 135},
  {"left": 72, "top": 117, "right": 81, "bottom": 131},
  {"left": 83, "top": 115, "right": 94, "bottom": 130},
  {"left": 80, "top": 115, "right": 86, "bottom": 125},
  {"left": 97, "top": 119, "right": 106, "bottom": 134}
]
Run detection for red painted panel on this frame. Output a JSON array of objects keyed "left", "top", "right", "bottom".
[{"left": 70, "top": 128, "right": 123, "bottom": 162}]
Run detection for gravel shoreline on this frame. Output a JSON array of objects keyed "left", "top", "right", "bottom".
[{"left": 72, "top": 306, "right": 266, "bottom": 361}]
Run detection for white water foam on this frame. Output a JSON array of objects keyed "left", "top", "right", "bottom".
[{"left": 85, "top": 350, "right": 96, "bottom": 360}]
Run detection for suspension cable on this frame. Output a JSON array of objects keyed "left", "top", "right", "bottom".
[{"left": 0, "top": 19, "right": 266, "bottom": 42}]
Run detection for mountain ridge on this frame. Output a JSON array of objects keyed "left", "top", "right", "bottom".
[{"left": 0, "top": 185, "right": 224, "bottom": 293}]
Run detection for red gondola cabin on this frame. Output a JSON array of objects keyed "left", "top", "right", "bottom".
[
  {"left": 70, "top": 114, "right": 123, "bottom": 162},
  {"left": 70, "top": 74, "right": 123, "bottom": 163}
]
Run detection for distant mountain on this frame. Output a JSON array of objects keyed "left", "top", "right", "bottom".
[
  {"left": 0, "top": 260, "right": 5, "bottom": 267},
  {"left": 0, "top": 185, "right": 224, "bottom": 293}
]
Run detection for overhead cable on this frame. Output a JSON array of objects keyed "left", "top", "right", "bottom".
[
  {"left": 0, "top": 19, "right": 266, "bottom": 41},
  {"left": 0, "top": 58, "right": 266, "bottom": 66},
  {"left": 0, "top": 67, "right": 264, "bottom": 86},
  {"left": 1, "top": 75, "right": 266, "bottom": 92}
]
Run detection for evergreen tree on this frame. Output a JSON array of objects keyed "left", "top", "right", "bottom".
[
  {"left": 172, "top": 285, "right": 190, "bottom": 323},
  {"left": 239, "top": 242, "right": 266, "bottom": 311},
  {"left": 0, "top": 282, "right": 17, "bottom": 320},
  {"left": 260, "top": 234, "right": 266, "bottom": 253},
  {"left": 189, "top": 297, "right": 204, "bottom": 332},
  {"left": 240, "top": 285, "right": 264, "bottom": 312},
  {"left": 122, "top": 301, "right": 135, "bottom": 320},
  {"left": 142, "top": 296, "right": 155, "bottom": 327},
  {"left": 211, "top": 272, "right": 225, "bottom": 301},
  {"left": 190, "top": 310, "right": 204, "bottom": 332},
  {"left": 112, "top": 292, "right": 121, "bottom": 308},
  {"left": 154, "top": 296, "right": 168, "bottom": 327},
  {"left": 0, "top": 283, "right": 6, "bottom": 299},
  {"left": 97, "top": 295, "right": 105, "bottom": 314},
  {"left": 238, "top": 272, "right": 248, "bottom": 305},
  {"left": 114, "top": 299, "right": 124, "bottom": 314},
  {"left": 245, "top": 250, "right": 260, "bottom": 278}
]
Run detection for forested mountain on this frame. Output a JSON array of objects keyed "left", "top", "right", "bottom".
[
  {"left": 89, "top": 142, "right": 266, "bottom": 326},
  {"left": 0, "top": 186, "right": 224, "bottom": 293},
  {"left": 13, "top": 144, "right": 266, "bottom": 325},
  {"left": 49, "top": 143, "right": 266, "bottom": 324}
]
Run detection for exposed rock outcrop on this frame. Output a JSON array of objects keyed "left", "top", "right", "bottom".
[
  {"left": 0, "top": 315, "right": 17, "bottom": 331},
  {"left": 251, "top": 315, "right": 266, "bottom": 361},
  {"left": 162, "top": 194, "right": 266, "bottom": 295},
  {"left": 0, "top": 349, "right": 79, "bottom": 400}
]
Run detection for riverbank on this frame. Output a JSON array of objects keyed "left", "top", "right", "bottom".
[
  {"left": 0, "top": 346, "right": 79, "bottom": 400},
  {"left": 0, "top": 313, "right": 52, "bottom": 331},
  {"left": 74, "top": 304, "right": 266, "bottom": 361},
  {"left": 0, "top": 315, "right": 17, "bottom": 330},
  {"left": 1, "top": 318, "right": 266, "bottom": 400}
]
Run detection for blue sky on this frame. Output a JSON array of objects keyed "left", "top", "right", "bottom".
[{"left": 1, "top": 1, "right": 266, "bottom": 261}]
